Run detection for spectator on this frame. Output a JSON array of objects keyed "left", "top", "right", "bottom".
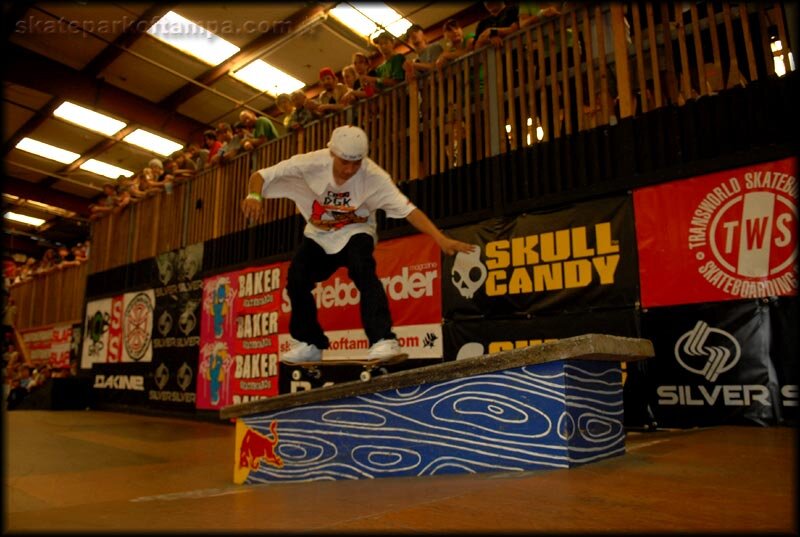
[
  {"left": 201, "top": 129, "right": 222, "bottom": 164},
  {"left": 17, "top": 365, "right": 33, "bottom": 390},
  {"left": 3, "top": 257, "right": 17, "bottom": 288},
  {"left": 371, "top": 32, "right": 406, "bottom": 91},
  {"left": 167, "top": 150, "right": 196, "bottom": 183},
  {"left": 28, "top": 365, "right": 51, "bottom": 391},
  {"left": 88, "top": 183, "right": 119, "bottom": 220},
  {"left": 309, "top": 67, "right": 348, "bottom": 117},
  {"left": 275, "top": 93, "right": 295, "bottom": 129},
  {"left": 130, "top": 172, "right": 156, "bottom": 201},
  {"left": 2, "top": 298, "right": 16, "bottom": 331},
  {"left": 16, "top": 258, "right": 36, "bottom": 283},
  {"left": 38, "top": 249, "right": 58, "bottom": 273},
  {"left": 402, "top": 24, "right": 444, "bottom": 79},
  {"left": 184, "top": 144, "right": 206, "bottom": 171},
  {"left": 436, "top": 19, "right": 475, "bottom": 70},
  {"left": 341, "top": 52, "right": 380, "bottom": 105},
  {"left": 55, "top": 245, "right": 80, "bottom": 269},
  {"left": 6, "top": 377, "right": 28, "bottom": 410},
  {"left": 342, "top": 65, "right": 358, "bottom": 92},
  {"left": 210, "top": 123, "right": 235, "bottom": 165},
  {"left": 473, "top": 2, "right": 520, "bottom": 50},
  {"left": 519, "top": 2, "right": 565, "bottom": 28},
  {"left": 288, "top": 90, "right": 314, "bottom": 130},
  {"left": 239, "top": 110, "right": 279, "bottom": 151},
  {"left": 114, "top": 175, "right": 135, "bottom": 211},
  {"left": 73, "top": 242, "right": 88, "bottom": 262}
]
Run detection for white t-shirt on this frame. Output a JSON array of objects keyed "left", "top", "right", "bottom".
[{"left": 257, "top": 149, "right": 416, "bottom": 254}]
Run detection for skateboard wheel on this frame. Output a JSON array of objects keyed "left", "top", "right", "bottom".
[
  {"left": 377, "top": 367, "right": 389, "bottom": 376},
  {"left": 291, "top": 369, "right": 302, "bottom": 381},
  {"left": 310, "top": 369, "right": 322, "bottom": 380},
  {"left": 359, "top": 370, "right": 372, "bottom": 382}
]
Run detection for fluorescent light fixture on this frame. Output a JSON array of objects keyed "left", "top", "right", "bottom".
[
  {"left": 122, "top": 129, "right": 183, "bottom": 156},
  {"left": 330, "top": 3, "right": 412, "bottom": 42},
  {"left": 53, "top": 101, "right": 127, "bottom": 136},
  {"left": 15, "top": 137, "right": 80, "bottom": 164},
  {"left": 79, "top": 159, "right": 134, "bottom": 179},
  {"left": 5, "top": 212, "right": 46, "bottom": 227},
  {"left": 231, "top": 59, "right": 306, "bottom": 95},
  {"left": 147, "top": 11, "right": 240, "bottom": 65}
]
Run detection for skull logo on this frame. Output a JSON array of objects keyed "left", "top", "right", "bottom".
[{"left": 451, "top": 248, "right": 487, "bottom": 299}]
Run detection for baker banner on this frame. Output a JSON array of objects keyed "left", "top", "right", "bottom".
[
  {"left": 442, "top": 308, "right": 640, "bottom": 361},
  {"left": 19, "top": 323, "right": 73, "bottom": 369},
  {"left": 634, "top": 157, "right": 797, "bottom": 308},
  {"left": 198, "top": 262, "right": 285, "bottom": 409},
  {"left": 441, "top": 196, "right": 638, "bottom": 319},
  {"left": 636, "top": 299, "right": 791, "bottom": 427}
]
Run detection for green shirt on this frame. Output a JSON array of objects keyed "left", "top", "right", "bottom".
[
  {"left": 253, "top": 117, "right": 279, "bottom": 141},
  {"left": 375, "top": 54, "right": 406, "bottom": 89}
]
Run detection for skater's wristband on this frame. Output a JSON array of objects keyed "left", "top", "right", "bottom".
[{"left": 246, "top": 192, "right": 263, "bottom": 202}]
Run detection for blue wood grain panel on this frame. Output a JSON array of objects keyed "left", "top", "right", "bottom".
[{"left": 239, "top": 359, "right": 623, "bottom": 483}]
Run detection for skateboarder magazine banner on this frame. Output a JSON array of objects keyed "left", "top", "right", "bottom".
[
  {"left": 441, "top": 195, "right": 639, "bottom": 320},
  {"left": 634, "top": 156, "right": 797, "bottom": 308}
]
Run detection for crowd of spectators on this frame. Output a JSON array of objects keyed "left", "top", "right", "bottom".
[
  {"left": 56, "top": 3, "right": 581, "bottom": 226},
  {"left": 3, "top": 241, "right": 90, "bottom": 289}
]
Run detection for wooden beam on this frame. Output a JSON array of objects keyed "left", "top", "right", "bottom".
[
  {"left": 2, "top": 177, "right": 92, "bottom": 217},
  {"left": 4, "top": 43, "right": 208, "bottom": 155}
]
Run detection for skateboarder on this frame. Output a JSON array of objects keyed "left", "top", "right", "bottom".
[{"left": 241, "top": 125, "right": 475, "bottom": 364}]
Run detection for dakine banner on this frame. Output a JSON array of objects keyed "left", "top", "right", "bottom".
[
  {"left": 91, "top": 362, "right": 151, "bottom": 407},
  {"left": 634, "top": 157, "right": 798, "bottom": 308},
  {"left": 442, "top": 308, "right": 640, "bottom": 362},
  {"left": 441, "top": 196, "right": 639, "bottom": 319},
  {"left": 640, "top": 299, "right": 785, "bottom": 427}
]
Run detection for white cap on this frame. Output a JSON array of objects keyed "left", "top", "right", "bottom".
[{"left": 327, "top": 125, "right": 369, "bottom": 161}]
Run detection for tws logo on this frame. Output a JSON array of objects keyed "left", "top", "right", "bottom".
[{"left": 674, "top": 321, "right": 741, "bottom": 382}]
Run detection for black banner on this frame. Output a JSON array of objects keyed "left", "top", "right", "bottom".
[
  {"left": 146, "top": 347, "right": 198, "bottom": 411},
  {"left": 153, "top": 243, "right": 204, "bottom": 287},
  {"left": 768, "top": 295, "right": 798, "bottom": 424},
  {"left": 152, "top": 282, "right": 202, "bottom": 352},
  {"left": 91, "top": 362, "right": 151, "bottom": 407},
  {"left": 638, "top": 300, "right": 785, "bottom": 427},
  {"left": 441, "top": 196, "right": 638, "bottom": 319},
  {"left": 442, "top": 308, "right": 641, "bottom": 361}
]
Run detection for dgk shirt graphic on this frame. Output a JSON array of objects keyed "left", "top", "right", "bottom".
[{"left": 635, "top": 157, "right": 797, "bottom": 308}]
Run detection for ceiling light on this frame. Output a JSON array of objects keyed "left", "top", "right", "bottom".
[
  {"left": 330, "top": 3, "right": 412, "bottom": 41},
  {"left": 15, "top": 138, "right": 80, "bottom": 164},
  {"left": 5, "top": 212, "right": 46, "bottom": 227},
  {"left": 79, "top": 159, "right": 134, "bottom": 179},
  {"left": 231, "top": 60, "right": 305, "bottom": 96},
  {"left": 122, "top": 129, "right": 184, "bottom": 157},
  {"left": 147, "top": 11, "right": 240, "bottom": 65},
  {"left": 53, "top": 101, "right": 127, "bottom": 136}
]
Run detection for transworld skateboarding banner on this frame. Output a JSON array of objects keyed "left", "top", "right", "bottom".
[
  {"left": 441, "top": 196, "right": 638, "bottom": 319},
  {"left": 198, "top": 262, "right": 285, "bottom": 409},
  {"left": 634, "top": 157, "right": 798, "bottom": 308},
  {"left": 638, "top": 300, "right": 792, "bottom": 427}
]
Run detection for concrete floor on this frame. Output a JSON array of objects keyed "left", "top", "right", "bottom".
[{"left": 3, "top": 410, "right": 796, "bottom": 533}]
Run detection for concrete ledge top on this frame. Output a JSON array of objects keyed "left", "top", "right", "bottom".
[{"left": 220, "top": 333, "right": 654, "bottom": 419}]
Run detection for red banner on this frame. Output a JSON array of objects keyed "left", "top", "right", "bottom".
[
  {"left": 198, "top": 262, "right": 286, "bottom": 409},
  {"left": 19, "top": 323, "right": 73, "bottom": 369},
  {"left": 278, "top": 234, "right": 444, "bottom": 359},
  {"left": 634, "top": 157, "right": 797, "bottom": 307}
]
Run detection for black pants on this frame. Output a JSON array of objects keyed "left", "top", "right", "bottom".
[{"left": 286, "top": 234, "right": 395, "bottom": 349}]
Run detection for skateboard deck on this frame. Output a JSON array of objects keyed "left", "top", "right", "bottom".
[{"left": 288, "top": 353, "right": 409, "bottom": 382}]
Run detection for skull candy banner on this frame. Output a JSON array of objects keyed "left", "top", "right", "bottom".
[{"left": 442, "top": 196, "right": 638, "bottom": 319}]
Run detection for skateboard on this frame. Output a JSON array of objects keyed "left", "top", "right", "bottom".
[{"left": 288, "top": 353, "right": 409, "bottom": 382}]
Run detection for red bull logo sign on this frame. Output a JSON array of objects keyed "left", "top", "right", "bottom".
[{"left": 234, "top": 420, "right": 282, "bottom": 483}]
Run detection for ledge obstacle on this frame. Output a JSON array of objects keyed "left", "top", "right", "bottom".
[{"left": 221, "top": 333, "right": 654, "bottom": 485}]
